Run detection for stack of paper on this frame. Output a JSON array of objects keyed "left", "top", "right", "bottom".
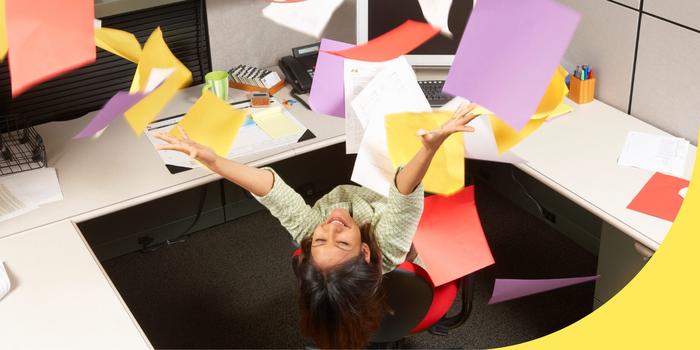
[
  {"left": 618, "top": 131, "right": 690, "bottom": 177},
  {"left": 0, "top": 168, "right": 63, "bottom": 223},
  {"left": 251, "top": 106, "right": 302, "bottom": 139}
]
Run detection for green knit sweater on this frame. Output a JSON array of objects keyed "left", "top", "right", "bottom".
[{"left": 253, "top": 168, "right": 424, "bottom": 273}]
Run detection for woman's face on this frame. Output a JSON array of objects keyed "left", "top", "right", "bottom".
[{"left": 310, "top": 208, "right": 370, "bottom": 270}]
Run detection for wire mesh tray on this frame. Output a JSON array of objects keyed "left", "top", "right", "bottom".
[{"left": 0, "top": 115, "right": 47, "bottom": 176}]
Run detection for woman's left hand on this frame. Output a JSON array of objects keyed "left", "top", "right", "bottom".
[{"left": 419, "top": 102, "right": 480, "bottom": 152}]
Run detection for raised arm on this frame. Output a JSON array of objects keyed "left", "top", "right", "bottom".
[
  {"left": 395, "top": 103, "right": 480, "bottom": 194},
  {"left": 154, "top": 127, "right": 273, "bottom": 196}
]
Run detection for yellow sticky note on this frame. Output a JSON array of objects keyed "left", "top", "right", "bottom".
[
  {"left": 533, "top": 65, "right": 569, "bottom": 119},
  {"left": 95, "top": 27, "right": 141, "bottom": 64},
  {"left": 0, "top": 0, "right": 7, "bottom": 61},
  {"left": 251, "top": 106, "right": 302, "bottom": 138},
  {"left": 170, "top": 90, "right": 246, "bottom": 157},
  {"left": 385, "top": 112, "right": 464, "bottom": 195},
  {"left": 124, "top": 27, "right": 192, "bottom": 135}
]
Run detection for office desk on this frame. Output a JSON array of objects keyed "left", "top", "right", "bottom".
[{"left": 0, "top": 70, "right": 696, "bottom": 348}]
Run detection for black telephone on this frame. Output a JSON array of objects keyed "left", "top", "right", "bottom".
[{"left": 278, "top": 43, "right": 320, "bottom": 94}]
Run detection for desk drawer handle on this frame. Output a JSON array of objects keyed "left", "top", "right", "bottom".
[{"left": 634, "top": 242, "right": 654, "bottom": 261}]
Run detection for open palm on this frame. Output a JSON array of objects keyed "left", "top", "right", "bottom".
[
  {"left": 153, "top": 127, "right": 219, "bottom": 168},
  {"left": 419, "top": 102, "right": 480, "bottom": 151}
]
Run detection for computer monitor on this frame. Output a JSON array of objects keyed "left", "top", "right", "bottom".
[{"left": 356, "top": 0, "right": 474, "bottom": 67}]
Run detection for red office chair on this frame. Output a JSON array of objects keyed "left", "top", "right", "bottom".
[{"left": 292, "top": 249, "right": 474, "bottom": 348}]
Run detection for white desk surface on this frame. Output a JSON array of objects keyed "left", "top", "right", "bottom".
[
  {"left": 511, "top": 99, "right": 696, "bottom": 250},
  {"left": 0, "top": 84, "right": 344, "bottom": 239},
  {"left": 0, "top": 221, "right": 151, "bottom": 349}
]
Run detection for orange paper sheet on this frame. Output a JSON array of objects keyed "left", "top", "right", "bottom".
[
  {"left": 627, "top": 172, "right": 689, "bottom": 222},
  {"left": 413, "top": 186, "right": 495, "bottom": 286},
  {"left": 124, "top": 27, "right": 192, "bottom": 135},
  {"left": 6, "top": 0, "right": 95, "bottom": 96},
  {"left": 326, "top": 20, "right": 439, "bottom": 62}
]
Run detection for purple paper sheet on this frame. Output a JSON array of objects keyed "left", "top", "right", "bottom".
[
  {"left": 443, "top": 0, "right": 581, "bottom": 130},
  {"left": 488, "top": 275, "right": 599, "bottom": 304},
  {"left": 74, "top": 91, "right": 146, "bottom": 139},
  {"left": 308, "top": 38, "right": 354, "bottom": 118}
]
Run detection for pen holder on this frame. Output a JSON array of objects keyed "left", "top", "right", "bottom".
[{"left": 568, "top": 76, "right": 595, "bottom": 104}]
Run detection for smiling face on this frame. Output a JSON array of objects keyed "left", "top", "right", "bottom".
[{"left": 310, "top": 208, "right": 370, "bottom": 270}]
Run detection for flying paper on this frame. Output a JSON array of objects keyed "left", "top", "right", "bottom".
[
  {"left": 309, "top": 38, "right": 354, "bottom": 118},
  {"left": 262, "top": 0, "right": 342, "bottom": 38},
  {"left": 327, "top": 20, "right": 439, "bottom": 62},
  {"left": 170, "top": 90, "right": 246, "bottom": 157},
  {"left": 124, "top": 27, "right": 192, "bottom": 135},
  {"left": 533, "top": 66, "right": 570, "bottom": 119},
  {"left": 251, "top": 106, "right": 302, "bottom": 139},
  {"left": 488, "top": 276, "right": 599, "bottom": 304},
  {"left": 0, "top": 0, "right": 7, "bottom": 61},
  {"left": 440, "top": 97, "right": 526, "bottom": 164},
  {"left": 413, "top": 186, "right": 494, "bottom": 286},
  {"left": 490, "top": 115, "right": 546, "bottom": 154},
  {"left": 385, "top": 111, "right": 464, "bottom": 195},
  {"left": 418, "top": 0, "right": 454, "bottom": 37},
  {"left": 6, "top": 0, "right": 96, "bottom": 96},
  {"left": 350, "top": 58, "right": 432, "bottom": 196},
  {"left": 74, "top": 91, "right": 146, "bottom": 139},
  {"left": 443, "top": 0, "right": 580, "bottom": 130},
  {"left": 94, "top": 27, "right": 141, "bottom": 63},
  {"left": 627, "top": 172, "right": 690, "bottom": 222}
]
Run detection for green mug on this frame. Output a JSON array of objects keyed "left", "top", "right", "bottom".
[{"left": 202, "top": 71, "right": 229, "bottom": 100}]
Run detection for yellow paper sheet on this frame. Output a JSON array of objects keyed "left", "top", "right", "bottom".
[
  {"left": 385, "top": 111, "right": 464, "bottom": 195},
  {"left": 124, "top": 27, "right": 192, "bottom": 135},
  {"left": 170, "top": 90, "right": 246, "bottom": 157},
  {"left": 94, "top": 27, "right": 141, "bottom": 64},
  {"left": 546, "top": 103, "right": 573, "bottom": 120},
  {"left": 0, "top": 0, "right": 7, "bottom": 61},
  {"left": 533, "top": 65, "right": 569, "bottom": 119},
  {"left": 251, "top": 106, "right": 302, "bottom": 138},
  {"left": 490, "top": 115, "right": 546, "bottom": 154}
]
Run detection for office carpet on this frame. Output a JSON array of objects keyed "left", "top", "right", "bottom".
[{"left": 102, "top": 183, "right": 597, "bottom": 349}]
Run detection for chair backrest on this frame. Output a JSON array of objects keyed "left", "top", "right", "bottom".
[{"left": 369, "top": 264, "right": 433, "bottom": 343}]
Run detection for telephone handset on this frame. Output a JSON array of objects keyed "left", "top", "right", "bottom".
[
  {"left": 279, "top": 56, "right": 313, "bottom": 94},
  {"left": 278, "top": 43, "right": 319, "bottom": 94}
]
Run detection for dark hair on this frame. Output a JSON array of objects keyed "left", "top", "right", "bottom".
[{"left": 292, "top": 224, "right": 389, "bottom": 349}]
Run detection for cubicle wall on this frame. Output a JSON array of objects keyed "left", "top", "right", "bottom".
[
  {"left": 560, "top": 0, "right": 700, "bottom": 145},
  {"left": 205, "top": 0, "right": 356, "bottom": 70}
]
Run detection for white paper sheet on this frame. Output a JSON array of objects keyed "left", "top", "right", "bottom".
[
  {"left": 144, "top": 67, "right": 175, "bottom": 94},
  {"left": 618, "top": 131, "right": 689, "bottom": 177},
  {"left": 145, "top": 99, "right": 307, "bottom": 169},
  {"left": 343, "top": 58, "right": 402, "bottom": 154},
  {"left": 0, "top": 168, "right": 63, "bottom": 223},
  {"left": 679, "top": 187, "right": 688, "bottom": 199},
  {"left": 262, "top": 0, "right": 343, "bottom": 38},
  {"left": 418, "top": 0, "right": 454, "bottom": 37},
  {"left": 440, "top": 97, "right": 526, "bottom": 164},
  {"left": 350, "top": 58, "right": 432, "bottom": 196},
  {"left": 0, "top": 261, "right": 10, "bottom": 302}
]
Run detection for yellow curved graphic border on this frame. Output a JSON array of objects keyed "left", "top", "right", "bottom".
[{"left": 501, "top": 131, "right": 700, "bottom": 349}]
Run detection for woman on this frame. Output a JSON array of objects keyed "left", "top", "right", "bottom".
[{"left": 154, "top": 103, "right": 479, "bottom": 348}]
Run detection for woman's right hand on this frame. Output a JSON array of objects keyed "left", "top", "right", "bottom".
[{"left": 153, "top": 126, "right": 219, "bottom": 169}]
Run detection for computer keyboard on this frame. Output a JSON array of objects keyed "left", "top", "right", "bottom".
[{"left": 418, "top": 80, "right": 451, "bottom": 107}]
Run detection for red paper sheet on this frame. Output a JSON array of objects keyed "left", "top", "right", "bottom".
[
  {"left": 6, "top": 0, "right": 95, "bottom": 96},
  {"left": 413, "top": 186, "right": 495, "bottom": 287},
  {"left": 326, "top": 20, "right": 439, "bottom": 62},
  {"left": 627, "top": 172, "right": 689, "bottom": 222}
]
